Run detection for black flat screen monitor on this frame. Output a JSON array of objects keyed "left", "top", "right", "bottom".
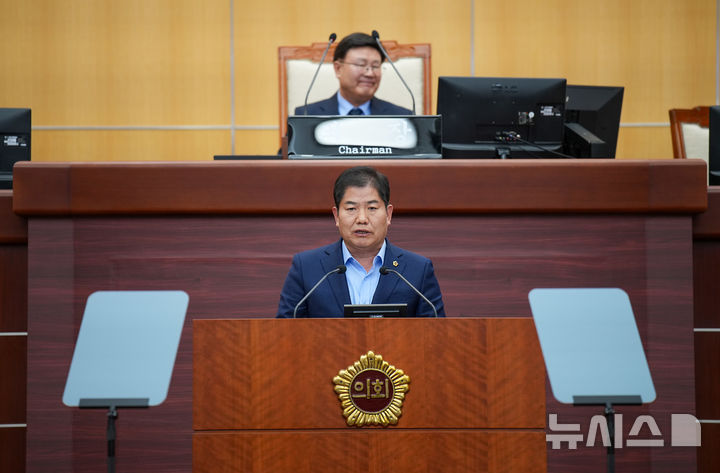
[
  {"left": 709, "top": 106, "right": 720, "bottom": 186},
  {"left": 437, "top": 76, "right": 566, "bottom": 159},
  {"left": 344, "top": 304, "right": 407, "bottom": 318},
  {"left": 564, "top": 85, "right": 624, "bottom": 158},
  {"left": 0, "top": 108, "right": 31, "bottom": 190}
]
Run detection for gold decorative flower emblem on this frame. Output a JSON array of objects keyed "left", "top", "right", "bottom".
[{"left": 333, "top": 351, "right": 410, "bottom": 427}]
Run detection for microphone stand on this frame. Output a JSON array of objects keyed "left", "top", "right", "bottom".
[
  {"left": 304, "top": 33, "right": 336, "bottom": 115},
  {"left": 372, "top": 30, "right": 416, "bottom": 115}
]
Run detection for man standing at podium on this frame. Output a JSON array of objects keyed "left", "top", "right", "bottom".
[
  {"left": 294, "top": 32, "right": 412, "bottom": 116},
  {"left": 277, "top": 166, "right": 444, "bottom": 317}
]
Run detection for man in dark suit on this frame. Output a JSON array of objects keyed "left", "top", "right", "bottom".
[
  {"left": 294, "top": 32, "right": 412, "bottom": 116},
  {"left": 277, "top": 166, "right": 444, "bottom": 318}
]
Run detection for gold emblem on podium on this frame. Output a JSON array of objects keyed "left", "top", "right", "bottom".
[{"left": 333, "top": 351, "right": 410, "bottom": 427}]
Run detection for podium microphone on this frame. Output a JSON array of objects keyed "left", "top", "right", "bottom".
[
  {"left": 304, "top": 33, "right": 337, "bottom": 115},
  {"left": 293, "top": 264, "right": 346, "bottom": 317},
  {"left": 379, "top": 266, "right": 437, "bottom": 317},
  {"left": 372, "top": 30, "right": 416, "bottom": 115}
]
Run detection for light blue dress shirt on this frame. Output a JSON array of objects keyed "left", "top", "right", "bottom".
[
  {"left": 341, "top": 240, "right": 386, "bottom": 304},
  {"left": 337, "top": 92, "right": 371, "bottom": 116}
]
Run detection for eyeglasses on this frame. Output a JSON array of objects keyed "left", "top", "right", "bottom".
[{"left": 339, "top": 61, "right": 382, "bottom": 72}]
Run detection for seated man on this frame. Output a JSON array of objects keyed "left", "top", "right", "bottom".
[
  {"left": 277, "top": 166, "right": 445, "bottom": 317},
  {"left": 294, "top": 32, "right": 412, "bottom": 116}
]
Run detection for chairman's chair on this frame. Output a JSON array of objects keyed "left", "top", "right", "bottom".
[
  {"left": 278, "top": 40, "right": 432, "bottom": 146},
  {"left": 669, "top": 106, "right": 710, "bottom": 160}
]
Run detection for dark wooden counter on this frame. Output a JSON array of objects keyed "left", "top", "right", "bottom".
[{"left": 12, "top": 159, "right": 707, "bottom": 215}]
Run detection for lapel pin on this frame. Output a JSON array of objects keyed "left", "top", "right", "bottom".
[{"left": 393, "top": 260, "right": 399, "bottom": 267}]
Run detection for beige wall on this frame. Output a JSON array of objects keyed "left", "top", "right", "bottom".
[{"left": 0, "top": 0, "right": 716, "bottom": 161}]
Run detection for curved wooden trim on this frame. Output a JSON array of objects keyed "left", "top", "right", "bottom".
[{"left": 11, "top": 159, "right": 708, "bottom": 216}]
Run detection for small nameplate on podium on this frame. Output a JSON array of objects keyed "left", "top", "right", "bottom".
[{"left": 287, "top": 115, "right": 442, "bottom": 159}]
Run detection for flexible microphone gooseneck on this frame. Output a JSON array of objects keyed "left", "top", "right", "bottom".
[
  {"left": 303, "top": 33, "right": 337, "bottom": 116},
  {"left": 371, "top": 30, "right": 416, "bottom": 115},
  {"left": 379, "top": 266, "right": 438, "bottom": 317},
  {"left": 293, "top": 264, "right": 347, "bottom": 318}
]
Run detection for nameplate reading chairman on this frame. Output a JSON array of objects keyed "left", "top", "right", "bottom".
[
  {"left": 294, "top": 32, "right": 412, "bottom": 116},
  {"left": 277, "top": 166, "right": 445, "bottom": 317}
]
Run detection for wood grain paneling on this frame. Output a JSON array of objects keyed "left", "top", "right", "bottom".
[
  {"left": 194, "top": 431, "right": 546, "bottom": 473},
  {"left": 694, "top": 189, "right": 720, "bottom": 239},
  {"left": 0, "top": 336, "right": 26, "bottom": 423},
  {"left": 0, "top": 428, "right": 26, "bottom": 473},
  {"left": 0, "top": 192, "right": 27, "bottom": 243},
  {"left": 615, "top": 126, "right": 675, "bottom": 160},
  {"left": 193, "top": 318, "right": 544, "bottom": 429},
  {"left": 193, "top": 318, "right": 545, "bottom": 473},
  {"left": 698, "top": 423, "right": 720, "bottom": 473},
  {"left": 0, "top": 246, "right": 28, "bottom": 332},
  {"left": 474, "top": 0, "right": 715, "bottom": 123},
  {"left": 11, "top": 160, "right": 708, "bottom": 216},
  {"left": 695, "top": 333, "right": 720, "bottom": 420},
  {"left": 25, "top": 212, "right": 696, "bottom": 473},
  {"left": 0, "top": 0, "right": 230, "bottom": 126},
  {"left": 32, "top": 130, "right": 231, "bottom": 163},
  {"left": 1, "top": 1, "right": 716, "bottom": 162}
]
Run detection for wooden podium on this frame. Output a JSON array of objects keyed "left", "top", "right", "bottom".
[{"left": 193, "top": 318, "right": 546, "bottom": 473}]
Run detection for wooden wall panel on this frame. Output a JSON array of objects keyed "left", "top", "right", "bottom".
[
  {"left": 473, "top": 0, "right": 716, "bottom": 122},
  {"left": 1, "top": 1, "right": 716, "bottom": 159},
  {"left": 698, "top": 423, "right": 720, "bottom": 473},
  {"left": 25, "top": 212, "right": 695, "bottom": 473},
  {"left": 0, "top": 192, "right": 28, "bottom": 473},
  {"left": 693, "top": 188, "right": 720, "bottom": 473},
  {"left": 0, "top": 336, "right": 26, "bottom": 423},
  {"left": 0, "top": 428, "right": 26, "bottom": 473},
  {"left": 193, "top": 318, "right": 544, "bottom": 430},
  {"left": 0, "top": 246, "right": 27, "bottom": 332},
  {"left": 32, "top": 130, "right": 231, "bottom": 162},
  {"left": 193, "top": 431, "right": 546, "bottom": 473},
  {"left": 0, "top": 0, "right": 230, "bottom": 125},
  {"left": 616, "top": 126, "right": 675, "bottom": 160}
]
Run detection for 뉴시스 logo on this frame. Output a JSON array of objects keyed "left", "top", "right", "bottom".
[{"left": 547, "top": 413, "right": 701, "bottom": 449}]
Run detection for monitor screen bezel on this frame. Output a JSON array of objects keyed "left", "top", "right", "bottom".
[{"left": 343, "top": 303, "right": 408, "bottom": 318}]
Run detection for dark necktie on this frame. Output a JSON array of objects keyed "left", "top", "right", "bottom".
[{"left": 348, "top": 107, "right": 364, "bottom": 115}]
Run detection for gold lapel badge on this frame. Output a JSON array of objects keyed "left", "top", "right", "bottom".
[
  {"left": 392, "top": 260, "right": 399, "bottom": 267},
  {"left": 333, "top": 351, "right": 410, "bottom": 427}
]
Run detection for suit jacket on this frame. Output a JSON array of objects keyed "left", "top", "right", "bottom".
[
  {"left": 294, "top": 94, "right": 413, "bottom": 116},
  {"left": 277, "top": 239, "right": 445, "bottom": 318}
]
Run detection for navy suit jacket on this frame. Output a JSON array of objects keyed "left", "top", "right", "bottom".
[
  {"left": 294, "top": 94, "right": 413, "bottom": 116},
  {"left": 277, "top": 239, "right": 444, "bottom": 318}
]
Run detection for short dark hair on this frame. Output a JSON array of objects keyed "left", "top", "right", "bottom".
[
  {"left": 333, "top": 32, "right": 385, "bottom": 63},
  {"left": 333, "top": 166, "right": 390, "bottom": 207}
]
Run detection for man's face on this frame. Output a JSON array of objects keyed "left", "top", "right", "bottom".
[
  {"left": 332, "top": 185, "right": 393, "bottom": 257},
  {"left": 334, "top": 46, "right": 383, "bottom": 106}
]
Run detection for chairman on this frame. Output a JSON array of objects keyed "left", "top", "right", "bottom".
[
  {"left": 294, "top": 32, "right": 413, "bottom": 116},
  {"left": 277, "top": 166, "right": 445, "bottom": 317}
]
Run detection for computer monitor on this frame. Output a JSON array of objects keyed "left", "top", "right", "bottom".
[
  {"left": 564, "top": 85, "right": 624, "bottom": 158},
  {"left": 0, "top": 108, "right": 31, "bottom": 190},
  {"left": 709, "top": 106, "right": 720, "bottom": 186},
  {"left": 437, "top": 76, "right": 567, "bottom": 159}
]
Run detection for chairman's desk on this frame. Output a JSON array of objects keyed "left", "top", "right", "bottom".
[{"left": 8, "top": 159, "right": 708, "bottom": 473}]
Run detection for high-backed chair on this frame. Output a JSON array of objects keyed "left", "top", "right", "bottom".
[
  {"left": 669, "top": 106, "right": 710, "bottom": 160},
  {"left": 278, "top": 40, "right": 432, "bottom": 145}
]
